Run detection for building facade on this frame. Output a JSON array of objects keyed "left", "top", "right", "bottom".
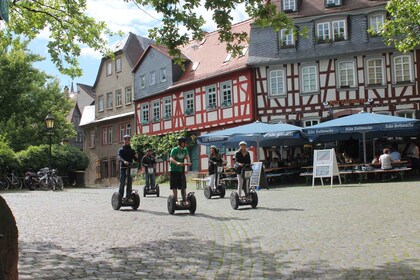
[
  {"left": 133, "top": 20, "right": 256, "bottom": 172},
  {"left": 80, "top": 33, "right": 153, "bottom": 186},
  {"left": 248, "top": 0, "right": 420, "bottom": 159}
]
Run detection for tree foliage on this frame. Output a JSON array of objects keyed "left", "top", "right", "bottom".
[
  {"left": 1, "top": 0, "right": 113, "bottom": 77},
  {"left": 0, "top": 41, "right": 75, "bottom": 151},
  {"left": 381, "top": 0, "right": 420, "bottom": 53}
]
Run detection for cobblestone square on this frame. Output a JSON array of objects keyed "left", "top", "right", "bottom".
[{"left": 2, "top": 181, "right": 420, "bottom": 279}]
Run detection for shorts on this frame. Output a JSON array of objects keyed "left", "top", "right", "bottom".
[{"left": 170, "top": 171, "right": 186, "bottom": 190}]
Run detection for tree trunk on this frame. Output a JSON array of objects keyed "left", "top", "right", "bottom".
[{"left": 0, "top": 195, "right": 18, "bottom": 280}]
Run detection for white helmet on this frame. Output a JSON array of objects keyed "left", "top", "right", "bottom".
[{"left": 239, "top": 141, "right": 247, "bottom": 146}]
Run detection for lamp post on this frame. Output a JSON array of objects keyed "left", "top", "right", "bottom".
[{"left": 45, "top": 113, "right": 55, "bottom": 169}]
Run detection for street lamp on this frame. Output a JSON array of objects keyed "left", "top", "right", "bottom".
[{"left": 45, "top": 113, "right": 55, "bottom": 169}]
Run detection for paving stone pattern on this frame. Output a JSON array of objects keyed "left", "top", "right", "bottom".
[{"left": 2, "top": 181, "right": 420, "bottom": 279}]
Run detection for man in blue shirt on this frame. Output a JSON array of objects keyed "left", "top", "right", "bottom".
[{"left": 118, "top": 135, "right": 138, "bottom": 202}]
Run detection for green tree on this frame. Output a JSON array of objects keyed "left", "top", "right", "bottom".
[
  {"left": 0, "top": 42, "right": 74, "bottom": 151},
  {"left": 381, "top": 0, "right": 420, "bottom": 53},
  {"left": 1, "top": 0, "right": 113, "bottom": 77}
]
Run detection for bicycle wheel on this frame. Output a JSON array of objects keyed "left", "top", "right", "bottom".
[
  {"left": 13, "top": 176, "right": 23, "bottom": 189},
  {"left": 39, "top": 178, "right": 50, "bottom": 191},
  {"left": 55, "top": 177, "right": 63, "bottom": 190}
]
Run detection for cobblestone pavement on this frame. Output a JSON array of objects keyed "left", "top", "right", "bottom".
[{"left": 2, "top": 180, "right": 420, "bottom": 279}]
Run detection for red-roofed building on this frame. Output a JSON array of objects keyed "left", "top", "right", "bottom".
[{"left": 133, "top": 19, "right": 256, "bottom": 172}]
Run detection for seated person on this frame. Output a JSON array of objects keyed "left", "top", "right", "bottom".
[
  {"left": 336, "top": 150, "right": 345, "bottom": 164},
  {"left": 342, "top": 152, "right": 353, "bottom": 163},
  {"left": 379, "top": 148, "right": 393, "bottom": 170},
  {"left": 390, "top": 144, "right": 401, "bottom": 161},
  {"left": 270, "top": 157, "right": 279, "bottom": 168},
  {"left": 372, "top": 152, "right": 381, "bottom": 164}
]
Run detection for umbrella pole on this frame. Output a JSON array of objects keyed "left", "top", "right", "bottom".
[{"left": 362, "top": 132, "right": 367, "bottom": 163}]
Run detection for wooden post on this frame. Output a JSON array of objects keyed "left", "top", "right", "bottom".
[{"left": 0, "top": 195, "right": 18, "bottom": 280}]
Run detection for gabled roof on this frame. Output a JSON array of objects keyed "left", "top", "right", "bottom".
[
  {"left": 77, "top": 83, "right": 95, "bottom": 98},
  {"left": 79, "top": 105, "right": 96, "bottom": 127}
]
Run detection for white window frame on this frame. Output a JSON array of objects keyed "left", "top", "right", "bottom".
[
  {"left": 303, "top": 118, "right": 320, "bottom": 127},
  {"left": 160, "top": 68, "right": 167, "bottom": 83},
  {"left": 337, "top": 60, "right": 357, "bottom": 88},
  {"left": 163, "top": 97, "right": 172, "bottom": 119},
  {"left": 393, "top": 54, "right": 414, "bottom": 84},
  {"left": 90, "top": 130, "right": 95, "bottom": 148},
  {"left": 150, "top": 71, "right": 156, "bottom": 86},
  {"left": 396, "top": 110, "right": 415, "bottom": 119},
  {"left": 106, "top": 62, "right": 112, "bottom": 76},
  {"left": 220, "top": 81, "right": 233, "bottom": 106},
  {"left": 317, "top": 22, "right": 331, "bottom": 42},
  {"left": 184, "top": 91, "right": 195, "bottom": 115},
  {"left": 268, "top": 68, "right": 286, "bottom": 97},
  {"left": 366, "top": 57, "right": 385, "bottom": 86},
  {"left": 283, "top": 0, "right": 296, "bottom": 11},
  {"left": 102, "top": 127, "right": 108, "bottom": 145},
  {"left": 280, "top": 29, "right": 295, "bottom": 47},
  {"left": 119, "top": 124, "right": 125, "bottom": 143},
  {"left": 98, "top": 95, "right": 104, "bottom": 112},
  {"left": 300, "top": 65, "right": 319, "bottom": 94},
  {"left": 115, "top": 89, "right": 122, "bottom": 107},
  {"left": 115, "top": 57, "right": 122, "bottom": 73},
  {"left": 369, "top": 14, "right": 384, "bottom": 34},
  {"left": 141, "top": 103, "right": 149, "bottom": 124},
  {"left": 125, "top": 87, "right": 132, "bottom": 105},
  {"left": 206, "top": 84, "right": 217, "bottom": 110},
  {"left": 106, "top": 92, "right": 113, "bottom": 109},
  {"left": 152, "top": 100, "right": 160, "bottom": 122},
  {"left": 108, "top": 127, "right": 113, "bottom": 144},
  {"left": 332, "top": 20, "right": 347, "bottom": 41},
  {"left": 126, "top": 123, "right": 131, "bottom": 138},
  {"left": 326, "top": 0, "right": 341, "bottom": 6},
  {"left": 140, "top": 75, "right": 146, "bottom": 89}
]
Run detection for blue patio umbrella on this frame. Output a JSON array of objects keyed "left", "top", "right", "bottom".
[{"left": 302, "top": 111, "right": 420, "bottom": 162}]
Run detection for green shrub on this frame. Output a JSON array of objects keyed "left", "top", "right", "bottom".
[{"left": 0, "top": 140, "right": 20, "bottom": 173}]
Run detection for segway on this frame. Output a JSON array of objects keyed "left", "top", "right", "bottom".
[
  {"left": 111, "top": 190, "right": 141, "bottom": 210},
  {"left": 143, "top": 166, "right": 160, "bottom": 197},
  {"left": 167, "top": 192, "right": 197, "bottom": 214},
  {"left": 204, "top": 163, "right": 226, "bottom": 199},
  {"left": 230, "top": 164, "right": 258, "bottom": 210}
]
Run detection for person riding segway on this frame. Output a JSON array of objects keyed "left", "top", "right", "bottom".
[
  {"left": 204, "top": 145, "right": 227, "bottom": 199},
  {"left": 167, "top": 136, "right": 197, "bottom": 214},
  {"left": 142, "top": 148, "right": 159, "bottom": 197},
  {"left": 230, "top": 141, "right": 258, "bottom": 209},
  {"left": 111, "top": 134, "right": 141, "bottom": 210}
]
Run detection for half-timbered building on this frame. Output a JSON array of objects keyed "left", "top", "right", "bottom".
[
  {"left": 133, "top": 19, "right": 255, "bottom": 172},
  {"left": 248, "top": 0, "right": 420, "bottom": 159}
]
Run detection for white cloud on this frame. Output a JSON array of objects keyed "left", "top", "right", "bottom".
[{"left": 80, "top": 46, "right": 103, "bottom": 59}]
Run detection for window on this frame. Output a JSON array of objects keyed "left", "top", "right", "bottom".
[
  {"left": 98, "top": 95, "right": 104, "bottom": 112},
  {"left": 141, "top": 103, "right": 149, "bottom": 124},
  {"left": 369, "top": 14, "right": 384, "bottom": 34},
  {"left": 106, "top": 62, "right": 112, "bottom": 76},
  {"left": 106, "top": 92, "right": 113, "bottom": 109},
  {"left": 206, "top": 85, "right": 217, "bottom": 110},
  {"left": 223, "top": 52, "right": 232, "bottom": 63},
  {"left": 239, "top": 45, "right": 249, "bottom": 57},
  {"left": 150, "top": 71, "right": 156, "bottom": 86},
  {"left": 220, "top": 81, "right": 233, "bottom": 106},
  {"left": 280, "top": 29, "right": 295, "bottom": 47},
  {"left": 303, "top": 118, "right": 320, "bottom": 127},
  {"left": 125, "top": 87, "right": 132, "bottom": 105},
  {"left": 115, "top": 57, "right": 122, "bottom": 73},
  {"left": 152, "top": 100, "right": 160, "bottom": 122},
  {"left": 140, "top": 75, "right": 146, "bottom": 89},
  {"left": 160, "top": 68, "right": 167, "bottom": 83},
  {"left": 108, "top": 127, "right": 113, "bottom": 144},
  {"left": 393, "top": 55, "right": 413, "bottom": 84},
  {"left": 111, "top": 158, "right": 117, "bottom": 177},
  {"left": 76, "top": 133, "right": 83, "bottom": 143},
  {"left": 90, "top": 130, "right": 95, "bottom": 148},
  {"left": 337, "top": 61, "right": 356, "bottom": 88},
  {"left": 283, "top": 0, "right": 296, "bottom": 11},
  {"left": 163, "top": 97, "right": 172, "bottom": 119},
  {"left": 317, "top": 22, "right": 330, "bottom": 42},
  {"left": 366, "top": 58, "right": 385, "bottom": 86},
  {"left": 102, "top": 127, "right": 107, "bottom": 145},
  {"left": 184, "top": 91, "right": 195, "bottom": 115},
  {"left": 101, "top": 159, "right": 109, "bottom": 179},
  {"left": 396, "top": 111, "right": 415, "bottom": 119},
  {"left": 126, "top": 123, "right": 131, "bottom": 138},
  {"left": 119, "top": 123, "right": 132, "bottom": 142},
  {"left": 115, "top": 90, "right": 122, "bottom": 107},
  {"left": 301, "top": 65, "right": 318, "bottom": 93},
  {"left": 325, "top": 0, "right": 341, "bottom": 7},
  {"left": 332, "top": 20, "right": 347, "bottom": 41},
  {"left": 268, "top": 69, "right": 286, "bottom": 96}
]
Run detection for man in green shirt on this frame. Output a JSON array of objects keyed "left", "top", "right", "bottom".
[{"left": 169, "top": 136, "right": 192, "bottom": 204}]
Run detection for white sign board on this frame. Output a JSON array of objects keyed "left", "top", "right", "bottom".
[
  {"left": 312, "top": 148, "right": 341, "bottom": 188},
  {"left": 250, "top": 162, "right": 268, "bottom": 190}
]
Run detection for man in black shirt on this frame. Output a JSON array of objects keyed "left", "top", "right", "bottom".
[
  {"left": 117, "top": 135, "right": 138, "bottom": 202},
  {"left": 142, "top": 148, "right": 156, "bottom": 189}
]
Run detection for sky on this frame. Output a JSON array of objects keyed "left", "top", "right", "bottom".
[{"left": 29, "top": 0, "right": 248, "bottom": 90}]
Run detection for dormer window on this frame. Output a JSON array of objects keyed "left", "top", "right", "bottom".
[
  {"left": 369, "top": 14, "right": 384, "bottom": 34},
  {"left": 325, "top": 0, "right": 341, "bottom": 8},
  {"left": 283, "top": 0, "right": 297, "bottom": 12},
  {"left": 316, "top": 19, "right": 348, "bottom": 43},
  {"left": 280, "top": 29, "right": 295, "bottom": 47}
]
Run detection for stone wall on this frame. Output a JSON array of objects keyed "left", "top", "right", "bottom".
[{"left": 0, "top": 195, "right": 18, "bottom": 280}]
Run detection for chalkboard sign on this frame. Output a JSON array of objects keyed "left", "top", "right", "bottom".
[
  {"left": 312, "top": 148, "right": 341, "bottom": 188},
  {"left": 250, "top": 162, "right": 268, "bottom": 190}
]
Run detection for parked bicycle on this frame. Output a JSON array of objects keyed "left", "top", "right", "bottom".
[
  {"left": 24, "top": 167, "right": 64, "bottom": 191},
  {"left": 7, "top": 171, "right": 23, "bottom": 190}
]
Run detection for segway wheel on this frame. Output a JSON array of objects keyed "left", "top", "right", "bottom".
[
  {"left": 156, "top": 185, "right": 160, "bottom": 197},
  {"left": 189, "top": 194, "right": 197, "bottom": 214},
  {"left": 219, "top": 185, "right": 226, "bottom": 198},
  {"left": 167, "top": 194, "right": 176, "bottom": 214},
  {"left": 204, "top": 186, "right": 212, "bottom": 199},
  {"left": 230, "top": 191, "right": 239, "bottom": 210},
  {"left": 111, "top": 192, "right": 122, "bottom": 210},
  {"left": 132, "top": 192, "right": 140, "bottom": 210},
  {"left": 143, "top": 186, "right": 147, "bottom": 197},
  {"left": 251, "top": 192, "right": 258, "bottom": 209}
]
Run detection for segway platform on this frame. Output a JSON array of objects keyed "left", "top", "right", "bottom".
[
  {"left": 143, "top": 184, "right": 160, "bottom": 197},
  {"left": 204, "top": 184, "right": 226, "bottom": 199},
  {"left": 167, "top": 192, "right": 197, "bottom": 214},
  {"left": 230, "top": 190, "right": 258, "bottom": 210},
  {"left": 111, "top": 190, "right": 141, "bottom": 210}
]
